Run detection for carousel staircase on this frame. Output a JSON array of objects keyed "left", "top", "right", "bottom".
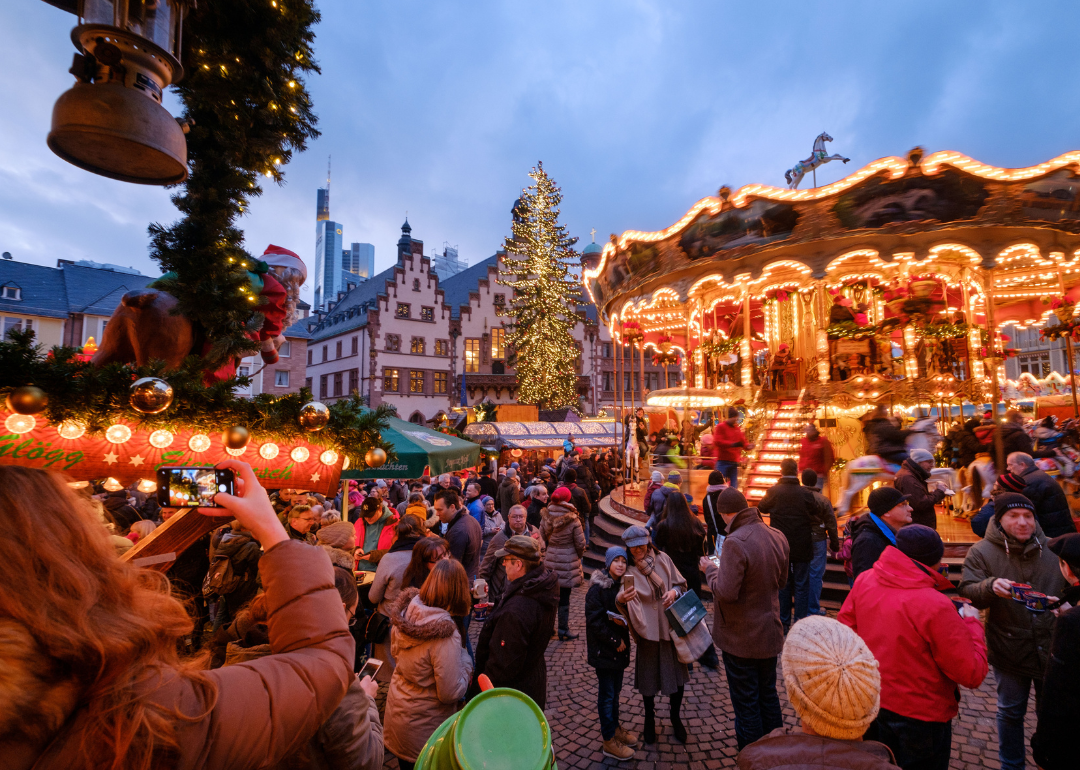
[{"left": 745, "top": 399, "right": 815, "bottom": 503}]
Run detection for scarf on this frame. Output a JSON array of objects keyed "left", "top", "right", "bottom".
[
  {"left": 706, "top": 484, "right": 726, "bottom": 494},
  {"left": 636, "top": 552, "right": 664, "bottom": 599},
  {"left": 867, "top": 512, "right": 898, "bottom": 546}
]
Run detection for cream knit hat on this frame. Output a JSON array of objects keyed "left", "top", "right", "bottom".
[{"left": 782, "top": 616, "right": 880, "bottom": 740}]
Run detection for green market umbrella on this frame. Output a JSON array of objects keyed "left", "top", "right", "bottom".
[{"left": 342, "top": 415, "right": 482, "bottom": 479}]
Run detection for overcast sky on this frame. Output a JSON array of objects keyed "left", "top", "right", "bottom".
[{"left": 2, "top": 1, "right": 1079, "bottom": 306}]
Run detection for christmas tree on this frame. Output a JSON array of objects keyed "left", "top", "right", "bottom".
[{"left": 499, "top": 163, "right": 582, "bottom": 410}]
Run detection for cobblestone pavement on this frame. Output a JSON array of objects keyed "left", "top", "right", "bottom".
[{"left": 379, "top": 585, "right": 1038, "bottom": 769}]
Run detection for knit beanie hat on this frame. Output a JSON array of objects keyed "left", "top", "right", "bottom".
[
  {"left": 994, "top": 492, "right": 1036, "bottom": 521},
  {"left": 997, "top": 473, "right": 1027, "bottom": 493},
  {"left": 667, "top": 471, "right": 681, "bottom": 483},
  {"left": 895, "top": 523, "right": 944, "bottom": 567},
  {"left": 651, "top": 471, "right": 664, "bottom": 483},
  {"left": 909, "top": 448, "right": 935, "bottom": 464},
  {"left": 317, "top": 521, "right": 356, "bottom": 550},
  {"left": 605, "top": 546, "right": 628, "bottom": 571},
  {"left": 716, "top": 487, "right": 748, "bottom": 514},
  {"left": 782, "top": 616, "right": 881, "bottom": 740},
  {"left": 551, "top": 486, "right": 572, "bottom": 504},
  {"left": 707, "top": 469, "right": 726, "bottom": 486},
  {"left": 801, "top": 469, "right": 817, "bottom": 487}
]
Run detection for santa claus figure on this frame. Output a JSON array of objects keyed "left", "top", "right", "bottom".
[{"left": 256, "top": 245, "right": 307, "bottom": 364}]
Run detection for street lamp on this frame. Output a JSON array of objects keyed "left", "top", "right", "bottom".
[{"left": 44, "top": 0, "right": 189, "bottom": 185}]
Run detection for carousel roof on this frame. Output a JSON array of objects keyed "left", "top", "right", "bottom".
[{"left": 584, "top": 148, "right": 1080, "bottom": 327}]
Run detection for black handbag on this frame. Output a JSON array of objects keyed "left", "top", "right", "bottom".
[{"left": 364, "top": 611, "right": 390, "bottom": 644}]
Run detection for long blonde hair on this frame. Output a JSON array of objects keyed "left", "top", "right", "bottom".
[{"left": 0, "top": 466, "right": 216, "bottom": 769}]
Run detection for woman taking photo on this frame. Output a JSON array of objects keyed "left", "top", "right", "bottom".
[
  {"left": 0, "top": 460, "right": 354, "bottom": 770},
  {"left": 616, "top": 525, "right": 690, "bottom": 745},
  {"left": 383, "top": 559, "right": 474, "bottom": 770},
  {"left": 585, "top": 546, "right": 638, "bottom": 761}
]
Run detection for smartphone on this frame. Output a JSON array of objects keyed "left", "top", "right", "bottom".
[
  {"left": 357, "top": 658, "right": 383, "bottom": 680},
  {"left": 157, "top": 466, "right": 235, "bottom": 508}
]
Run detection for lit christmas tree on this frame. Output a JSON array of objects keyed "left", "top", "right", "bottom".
[{"left": 499, "top": 162, "right": 582, "bottom": 409}]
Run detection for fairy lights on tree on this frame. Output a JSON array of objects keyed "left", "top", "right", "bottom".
[{"left": 498, "top": 162, "right": 582, "bottom": 410}]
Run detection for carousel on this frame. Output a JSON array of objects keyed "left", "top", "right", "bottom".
[{"left": 585, "top": 145, "right": 1080, "bottom": 543}]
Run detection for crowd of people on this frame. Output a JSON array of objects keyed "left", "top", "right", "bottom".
[{"left": 5, "top": 403, "right": 1080, "bottom": 770}]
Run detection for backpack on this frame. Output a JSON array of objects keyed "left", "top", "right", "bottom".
[
  {"left": 202, "top": 552, "right": 244, "bottom": 598},
  {"left": 837, "top": 518, "right": 857, "bottom": 582}
]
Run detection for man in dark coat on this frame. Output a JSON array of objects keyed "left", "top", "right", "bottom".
[
  {"left": 862, "top": 405, "right": 913, "bottom": 465},
  {"left": 850, "top": 487, "right": 912, "bottom": 581},
  {"left": 435, "top": 488, "right": 482, "bottom": 580},
  {"left": 1032, "top": 533, "right": 1080, "bottom": 770},
  {"left": 955, "top": 418, "right": 985, "bottom": 468},
  {"left": 756, "top": 459, "right": 814, "bottom": 627},
  {"left": 497, "top": 469, "right": 522, "bottom": 516},
  {"left": 1007, "top": 452, "right": 1075, "bottom": 538},
  {"left": 478, "top": 466, "right": 499, "bottom": 499},
  {"left": 561, "top": 468, "right": 593, "bottom": 539},
  {"left": 475, "top": 535, "right": 559, "bottom": 708},
  {"left": 893, "top": 448, "right": 947, "bottom": 529}
]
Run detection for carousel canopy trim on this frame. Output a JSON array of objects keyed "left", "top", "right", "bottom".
[
  {"left": 463, "top": 420, "right": 617, "bottom": 450},
  {"left": 645, "top": 387, "right": 735, "bottom": 408}
]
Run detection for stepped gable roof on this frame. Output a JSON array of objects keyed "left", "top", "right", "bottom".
[
  {"left": 438, "top": 254, "right": 500, "bottom": 319},
  {"left": 308, "top": 256, "right": 423, "bottom": 342},
  {"left": 60, "top": 263, "right": 155, "bottom": 316}
]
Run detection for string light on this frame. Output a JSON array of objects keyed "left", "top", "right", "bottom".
[
  {"left": 260, "top": 442, "right": 280, "bottom": 460},
  {"left": 290, "top": 446, "right": 310, "bottom": 463},
  {"left": 188, "top": 434, "right": 212, "bottom": 453},
  {"left": 320, "top": 449, "right": 339, "bottom": 465},
  {"left": 57, "top": 421, "right": 86, "bottom": 440},
  {"left": 5, "top": 414, "right": 35, "bottom": 434},
  {"left": 149, "top": 430, "right": 174, "bottom": 448}
]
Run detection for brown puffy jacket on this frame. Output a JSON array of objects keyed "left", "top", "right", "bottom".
[
  {"left": 24, "top": 539, "right": 355, "bottom": 770},
  {"left": 383, "top": 588, "right": 473, "bottom": 763},
  {"left": 539, "top": 502, "right": 586, "bottom": 588}
]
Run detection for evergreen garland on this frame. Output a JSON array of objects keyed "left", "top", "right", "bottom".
[
  {"left": 498, "top": 163, "right": 582, "bottom": 410},
  {"left": 0, "top": 331, "right": 393, "bottom": 459},
  {"left": 149, "top": 0, "right": 321, "bottom": 369}
]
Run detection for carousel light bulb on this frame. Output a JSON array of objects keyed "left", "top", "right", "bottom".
[
  {"left": 149, "top": 429, "right": 174, "bottom": 449},
  {"left": 57, "top": 421, "right": 86, "bottom": 440},
  {"left": 319, "top": 449, "right": 339, "bottom": 465},
  {"left": 342, "top": 455, "right": 351, "bottom": 470},
  {"left": 259, "top": 442, "right": 280, "bottom": 460},
  {"left": 188, "top": 434, "right": 212, "bottom": 453},
  {"left": 226, "top": 446, "right": 247, "bottom": 457},
  {"left": 105, "top": 424, "right": 132, "bottom": 444},
  {"left": 103, "top": 477, "right": 124, "bottom": 492},
  {"left": 137, "top": 479, "right": 157, "bottom": 493},
  {"left": 290, "top": 446, "right": 310, "bottom": 463},
  {"left": 5, "top": 414, "right": 36, "bottom": 434}
]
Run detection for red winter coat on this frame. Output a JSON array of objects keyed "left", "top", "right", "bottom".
[
  {"left": 713, "top": 422, "right": 746, "bottom": 463},
  {"left": 798, "top": 435, "right": 834, "bottom": 478},
  {"left": 838, "top": 546, "right": 988, "bottom": 722}
]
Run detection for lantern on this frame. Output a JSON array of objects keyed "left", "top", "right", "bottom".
[{"left": 45, "top": 0, "right": 189, "bottom": 185}]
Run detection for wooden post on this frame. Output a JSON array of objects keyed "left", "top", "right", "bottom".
[{"left": 1066, "top": 334, "right": 1080, "bottom": 421}]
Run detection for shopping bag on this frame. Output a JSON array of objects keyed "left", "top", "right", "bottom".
[
  {"left": 664, "top": 589, "right": 707, "bottom": 637},
  {"left": 671, "top": 616, "right": 712, "bottom": 663}
]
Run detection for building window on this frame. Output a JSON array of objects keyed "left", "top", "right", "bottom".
[
  {"left": 385, "top": 334, "right": 401, "bottom": 352},
  {"left": 493, "top": 293, "right": 505, "bottom": 307},
  {"left": 413, "top": 278, "right": 421, "bottom": 291},
  {"left": 602, "top": 371, "right": 614, "bottom": 391},
  {"left": 351, "top": 336, "right": 358, "bottom": 355},
  {"left": 435, "top": 339, "right": 449, "bottom": 356},
  {"left": 491, "top": 327, "right": 506, "bottom": 360},
  {"left": 411, "top": 336, "right": 425, "bottom": 354},
  {"left": 307, "top": 349, "right": 312, "bottom": 365},
  {"left": 349, "top": 369, "right": 359, "bottom": 394},
  {"left": 305, "top": 377, "right": 312, "bottom": 391},
  {"left": 237, "top": 364, "right": 250, "bottom": 379},
  {"left": 383, "top": 368, "right": 399, "bottom": 392},
  {"left": 396, "top": 303, "right": 410, "bottom": 319},
  {"left": 275, "top": 370, "right": 290, "bottom": 387},
  {"left": 2, "top": 317, "right": 32, "bottom": 338},
  {"left": 420, "top": 306, "right": 434, "bottom": 322},
  {"left": 279, "top": 340, "right": 291, "bottom": 358},
  {"left": 434, "top": 371, "right": 447, "bottom": 394},
  {"left": 319, "top": 374, "right": 328, "bottom": 399},
  {"left": 410, "top": 370, "right": 425, "bottom": 393},
  {"left": 335, "top": 340, "right": 342, "bottom": 359},
  {"left": 1019, "top": 353, "right": 1052, "bottom": 377},
  {"left": 322, "top": 345, "right": 328, "bottom": 362},
  {"left": 333, "top": 372, "right": 343, "bottom": 397},
  {"left": 464, "top": 338, "right": 480, "bottom": 372},
  {"left": 1, "top": 285, "right": 21, "bottom": 300},
  {"left": 602, "top": 343, "right": 612, "bottom": 358}
]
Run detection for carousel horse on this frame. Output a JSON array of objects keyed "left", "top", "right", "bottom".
[
  {"left": 837, "top": 417, "right": 956, "bottom": 515},
  {"left": 784, "top": 132, "right": 850, "bottom": 190},
  {"left": 958, "top": 455, "right": 996, "bottom": 513},
  {"left": 625, "top": 417, "right": 640, "bottom": 480}
]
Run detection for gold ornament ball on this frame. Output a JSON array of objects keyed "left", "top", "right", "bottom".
[
  {"left": 6, "top": 386, "right": 48, "bottom": 415},
  {"left": 298, "top": 401, "right": 330, "bottom": 431},
  {"left": 225, "top": 425, "right": 250, "bottom": 449},
  {"left": 365, "top": 447, "right": 387, "bottom": 468},
  {"left": 129, "top": 377, "right": 174, "bottom": 414}
]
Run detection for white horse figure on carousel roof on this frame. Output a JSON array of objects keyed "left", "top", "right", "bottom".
[
  {"left": 836, "top": 416, "right": 960, "bottom": 515},
  {"left": 785, "top": 132, "right": 850, "bottom": 190}
]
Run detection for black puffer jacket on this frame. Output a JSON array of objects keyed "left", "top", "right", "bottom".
[
  {"left": 757, "top": 477, "right": 815, "bottom": 563},
  {"left": 998, "top": 422, "right": 1035, "bottom": 458},
  {"left": 475, "top": 565, "right": 559, "bottom": 708},
  {"left": 863, "top": 417, "right": 912, "bottom": 462},
  {"left": 1018, "top": 466, "right": 1075, "bottom": 538},
  {"left": 584, "top": 568, "right": 631, "bottom": 670},
  {"left": 894, "top": 460, "right": 946, "bottom": 529}
]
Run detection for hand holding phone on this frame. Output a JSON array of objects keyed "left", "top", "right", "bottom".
[
  {"left": 358, "top": 658, "right": 383, "bottom": 681},
  {"left": 206, "top": 460, "right": 288, "bottom": 548}
]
